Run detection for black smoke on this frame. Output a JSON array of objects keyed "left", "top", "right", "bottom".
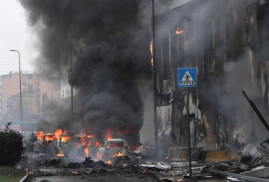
[{"left": 20, "top": 0, "right": 152, "bottom": 145}]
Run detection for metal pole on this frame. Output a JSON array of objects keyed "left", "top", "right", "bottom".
[
  {"left": 242, "top": 90, "right": 269, "bottom": 133},
  {"left": 71, "top": 46, "right": 73, "bottom": 111},
  {"left": 187, "top": 87, "right": 192, "bottom": 177},
  {"left": 10, "top": 50, "right": 23, "bottom": 127},
  {"left": 70, "top": 20, "right": 74, "bottom": 111},
  {"left": 152, "top": 0, "right": 158, "bottom": 156},
  {"left": 19, "top": 52, "right": 22, "bottom": 125}
]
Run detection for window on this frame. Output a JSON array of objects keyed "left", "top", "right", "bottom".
[
  {"left": 162, "top": 34, "right": 170, "bottom": 80},
  {"left": 204, "top": 22, "right": 215, "bottom": 72},
  {"left": 110, "top": 142, "right": 123, "bottom": 149},
  {"left": 28, "top": 84, "right": 33, "bottom": 93},
  {"left": 1, "top": 75, "right": 11, "bottom": 79},
  {"left": 175, "top": 25, "right": 185, "bottom": 67},
  {"left": 28, "top": 75, "right": 33, "bottom": 79}
]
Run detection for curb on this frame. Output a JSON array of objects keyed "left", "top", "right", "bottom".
[{"left": 19, "top": 174, "right": 29, "bottom": 182}]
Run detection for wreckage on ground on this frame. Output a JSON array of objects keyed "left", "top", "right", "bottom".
[{"left": 20, "top": 91, "right": 269, "bottom": 181}]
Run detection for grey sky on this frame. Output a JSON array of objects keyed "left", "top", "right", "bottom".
[{"left": 0, "top": 0, "right": 37, "bottom": 75}]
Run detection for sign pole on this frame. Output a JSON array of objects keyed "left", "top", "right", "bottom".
[
  {"left": 178, "top": 67, "right": 196, "bottom": 178},
  {"left": 187, "top": 87, "right": 192, "bottom": 177}
]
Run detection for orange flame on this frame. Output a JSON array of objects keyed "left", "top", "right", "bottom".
[
  {"left": 61, "top": 136, "right": 71, "bottom": 142},
  {"left": 176, "top": 30, "right": 184, "bottom": 35},
  {"left": 149, "top": 41, "right": 153, "bottom": 67},
  {"left": 95, "top": 141, "right": 101, "bottom": 147},
  {"left": 72, "top": 171, "right": 78, "bottom": 175},
  {"left": 84, "top": 147, "right": 90, "bottom": 157},
  {"left": 87, "top": 140, "right": 92, "bottom": 147},
  {"left": 80, "top": 136, "right": 87, "bottom": 146},
  {"left": 86, "top": 134, "right": 94, "bottom": 138},
  {"left": 45, "top": 134, "right": 54, "bottom": 142},
  {"left": 106, "top": 128, "right": 113, "bottom": 140},
  {"left": 113, "top": 151, "right": 124, "bottom": 158},
  {"left": 54, "top": 129, "right": 64, "bottom": 141},
  {"left": 56, "top": 150, "right": 64, "bottom": 157},
  {"left": 25, "top": 169, "right": 33, "bottom": 175},
  {"left": 107, "top": 160, "right": 112, "bottom": 165},
  {"left": 36, "top": 131, "right": 45, "bottom": 141}
]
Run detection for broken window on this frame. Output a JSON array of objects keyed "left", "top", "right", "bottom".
[
  {"left": 204, "top": 22, "right": 215, "bottom": 73},
  {"left": 162, "top": 31, "right": 170, "bottom": 80},
  {"left": 110, "top": 142, "right": 123, "bottom": 149}
]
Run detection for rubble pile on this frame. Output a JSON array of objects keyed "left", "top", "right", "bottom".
[
  {"left": 22, "top": 157, "right": 158, "bottom": 182},
  {"left": 19, "top": 140, "right": 269, "bottom": 182}
]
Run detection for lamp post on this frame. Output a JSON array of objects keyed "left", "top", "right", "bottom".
[
  {"left": 9, "top": 50, "right": 22, "bottom": 126},
  {"left": 70, "top": 20, "right": 74, "bottom": 111}
]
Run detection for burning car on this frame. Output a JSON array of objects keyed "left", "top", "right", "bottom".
[{"left": 97, "top": 139, "right": 132, "bottom": 163}]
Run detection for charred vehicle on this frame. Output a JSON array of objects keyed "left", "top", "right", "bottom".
[{"left": 97, "top": 139, "right": 132, "bottom": 163}]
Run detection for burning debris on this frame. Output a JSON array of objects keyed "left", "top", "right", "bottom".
[
  {"left": 175, "top": 29, "right": 184, "bottom": 35},
  {"left": 33, "top": 129, "right": 100, "bottom": 160},
  {"left": 18, "top": 90, "right": 269, "bottom": 181},
  {"left": 27, "top": 127, "right": 135, "bottom": 167},
  {"left": 97, "top": 139, "right": 132, "bottom": 165}
]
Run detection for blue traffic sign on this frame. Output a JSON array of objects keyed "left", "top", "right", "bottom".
[{"left": 178, "top": 68, "right": 197, "bottom": 87}]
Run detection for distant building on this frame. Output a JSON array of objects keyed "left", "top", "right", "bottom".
[{"left": 0, "top": 72, "right": 61, "bottom": 126}]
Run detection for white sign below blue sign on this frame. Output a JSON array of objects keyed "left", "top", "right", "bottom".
[{"left": 178, "top": 68, "right": 197, "bottom": 87}]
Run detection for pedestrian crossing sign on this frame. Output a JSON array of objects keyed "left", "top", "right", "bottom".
[{"left": 178, "top": 68, "right": 197, "bottom": 87}]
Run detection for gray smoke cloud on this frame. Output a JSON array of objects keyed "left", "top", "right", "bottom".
[{"left": 20, "top": 0, "right": 152, "bottom": 145}]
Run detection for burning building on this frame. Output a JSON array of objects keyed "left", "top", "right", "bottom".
[{"left": 153, "top": 0, "right": 269, "bottom": 154}]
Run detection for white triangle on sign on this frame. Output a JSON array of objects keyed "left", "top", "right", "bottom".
[{"left": 180, "top": 71, "right": 195, "bottom": 85}]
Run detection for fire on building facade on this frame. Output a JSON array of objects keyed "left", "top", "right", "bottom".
[{"left": 154, "top": 0, "right": 269, "bottom": 154}]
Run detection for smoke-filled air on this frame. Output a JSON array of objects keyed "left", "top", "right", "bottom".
[{"left": 20, "top": 0, "right": 152, "bottom": 145}]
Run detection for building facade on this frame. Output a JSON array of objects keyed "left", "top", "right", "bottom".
[
  {"left": 0, "top": 72, "right": 61, "bottom": 127},
  {"left": 154, "top": 0, "right": 269, "bottom": 153}
]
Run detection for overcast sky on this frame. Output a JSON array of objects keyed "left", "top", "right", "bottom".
[{"left": 0, "top": 0, "right": 37, "bottom": 75}]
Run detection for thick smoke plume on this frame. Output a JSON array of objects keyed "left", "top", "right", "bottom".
[{"left": 20, "top": 0, "right": 152, "bottom": 145}]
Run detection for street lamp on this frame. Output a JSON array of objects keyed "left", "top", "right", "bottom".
[{"left": 9, "top": 50, "right": 23, "bottom": 126}]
